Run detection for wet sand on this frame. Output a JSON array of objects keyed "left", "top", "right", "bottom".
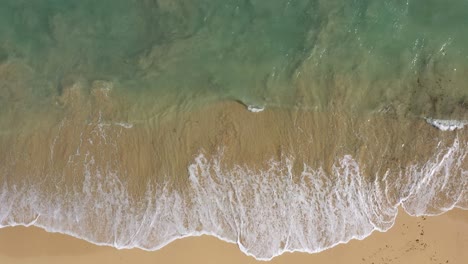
[
  {"left": 0, "top": 87, "right": 466, "bottom": 259},
  {"left": 0, "top": 208, "right": 466, "bottom": 264}
]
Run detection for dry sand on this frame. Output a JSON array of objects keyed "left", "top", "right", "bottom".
[{"left": 0, "top": 208, "right": 466, "bottom": 264}]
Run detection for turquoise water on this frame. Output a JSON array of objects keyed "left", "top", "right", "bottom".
[{"left": 1, "top": 0, "right": 468, "bottom": 118}]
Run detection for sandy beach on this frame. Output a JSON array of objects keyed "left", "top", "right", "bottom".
[
  {"left": 1, "top": 2, "right": 468, "bottom": 264},
  {"left": 0, "top": 208, "right": 466, "bottom": 264}
]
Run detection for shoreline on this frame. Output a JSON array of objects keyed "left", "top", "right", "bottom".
[
  {"left": 1, "top": 2, "right": 468, "bottom": 263},
  {"left": 0, "top": 208, "right": 466, "bottom": 263},
  {"left": 0, "top": 98, "right": 466, "bottom": 260}
]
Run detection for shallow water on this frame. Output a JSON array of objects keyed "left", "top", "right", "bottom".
[
  {"left": 1, "top": 0, "right": 468, "bottom": 117},
  {"left": 0, "top": 0, "right": 467, "bottom": 260}
]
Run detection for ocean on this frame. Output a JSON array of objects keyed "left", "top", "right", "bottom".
[{"left": 0, "top": 0, "right": 467, "bottom": 260}]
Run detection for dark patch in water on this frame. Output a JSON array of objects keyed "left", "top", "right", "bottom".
[{"left": 0, "top": 47, "right": 7, "bottom": 63}]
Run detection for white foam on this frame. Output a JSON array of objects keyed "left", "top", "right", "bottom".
[
  {"left": 0, "top": 137, "right": 466, "bottom": 260},
  {"left": 247, "top": 105, "right": 265, "bottom": 113},
  {"left": 400, "top": 136, "right": 468, "bottom": 216},
  {"left": 425, "top": 118, "right": 468, "bottom": 131},
  {"left": 114, "top": 122, "right": 133, "bottom": 129}
]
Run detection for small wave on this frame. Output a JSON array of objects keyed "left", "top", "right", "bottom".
[
  {"left": 114, "top": 122, "right": 133, "bottom": 129},
  {"left": 425, "top": 118, "right": 467, "bottom": 131},
  {"left": 247, "top": 105, "right": 265, "bottom": 113}
]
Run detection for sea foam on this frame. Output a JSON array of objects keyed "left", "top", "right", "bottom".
[
  {"left": 247, "top": 105, "right": 265, "bottom": 113},
  {"left": 0, "top": 136, "right": 466, "bottom": 260},
  {"left": 425, "top": 118, "right": 468, "bottom": 131}
]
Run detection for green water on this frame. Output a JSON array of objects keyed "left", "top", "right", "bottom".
[{"left": 1, "top": 0, "right": 468, "bottom": 119}]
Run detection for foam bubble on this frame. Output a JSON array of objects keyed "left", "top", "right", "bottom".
[
  {"left": 425, "top": 118, "right": 468, "bottom": 131},
  {"left": 114, "top": 122, "right": 133, "bottom": 129},
  {"left": 247, "top": 105, "right": 265, "bottom": 113}
]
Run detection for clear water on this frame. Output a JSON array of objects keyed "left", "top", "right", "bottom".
[{"left": 1, "top": 0, "right": 467, "bottom": 116}]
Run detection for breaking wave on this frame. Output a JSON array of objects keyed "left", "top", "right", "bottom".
[{"left": 0, "top": 136, "right": 465, "bottom": 260}]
